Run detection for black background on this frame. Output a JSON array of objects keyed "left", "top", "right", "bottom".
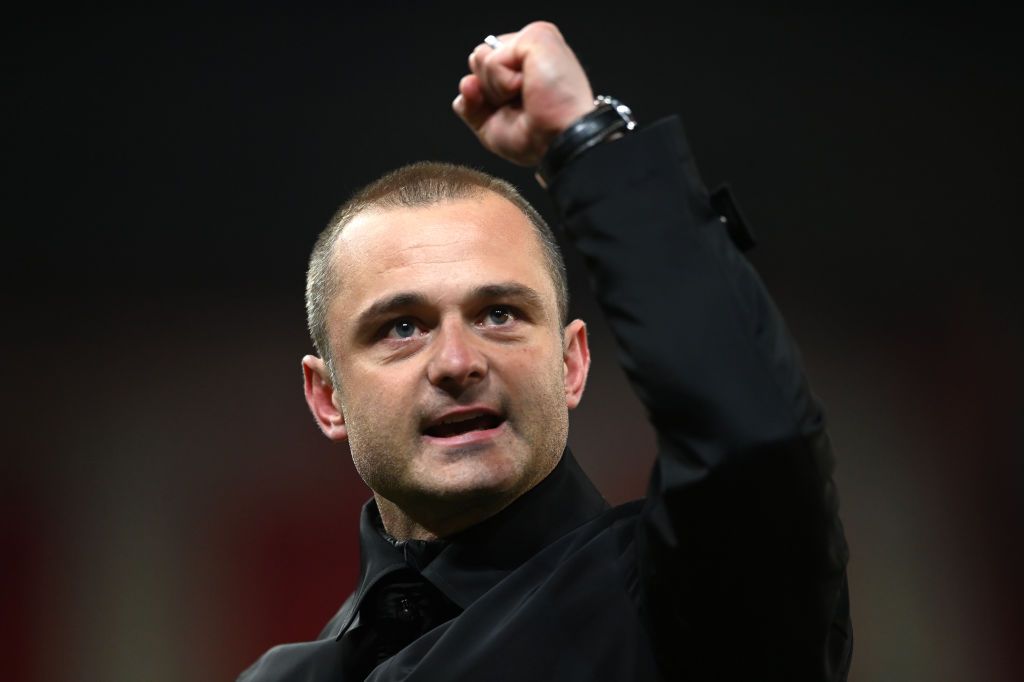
[{"left": 4, "top": 3, "right": 1022, "bottom": 680}]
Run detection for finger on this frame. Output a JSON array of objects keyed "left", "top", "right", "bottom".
[
  {"left": 477, "top": 62, "right": 522, "bottom": 106},
  {"left": 453, "top": 95, "right": 496, "bottom": 133},
  {"left": 453, "top": 75, "right": 495, "bottom": 131},
  {"left": 454, "top": 73, "right": 487, "bottom": 119},
  {"left": 467, "top": 42, "right": 491, "bottom": 78},
  {"left": 458, "top": 73, "right": 485, "bottom": 105},
  {"left": 468, "top": 41, "right": 524, "bottom": 107},
  {"left": 478, "top": 31, "right": 518, "bottom": 54},
  {"left": 468, "top": 29, "right": 521, "bottom": 83}
]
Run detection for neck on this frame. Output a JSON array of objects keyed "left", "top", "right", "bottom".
[{"left": 373, "top": 491, "right": 521, "bottom": 542}]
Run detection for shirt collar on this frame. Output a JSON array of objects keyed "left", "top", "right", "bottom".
[{"left": 334, "top": 448, "right": 608, "bottom": 639}]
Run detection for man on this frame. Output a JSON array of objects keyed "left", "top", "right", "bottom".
[{"left": 240, "top": 21, "right": 851, "bottom": 681}]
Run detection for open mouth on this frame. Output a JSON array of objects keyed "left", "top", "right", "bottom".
[{"left": 423, "top": 413, "right": 505, "bottom": 438}]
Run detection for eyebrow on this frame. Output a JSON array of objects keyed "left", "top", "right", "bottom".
[
  {"left": 472, "top": 282, "right": 547, "bottom": 311},
  {"left": 353, "top": 292, "right": 430, "bottom": 334},
  {"left": 352, "top": 282, "right": 548, "bottom": 333}
]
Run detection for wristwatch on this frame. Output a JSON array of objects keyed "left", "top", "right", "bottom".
[{"left": 535, "top": 95, "right": 637, "bottom": 188}]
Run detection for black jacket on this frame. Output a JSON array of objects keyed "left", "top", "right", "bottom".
[{"left": 238, "top": 117, "right": 852, "bottom": 681}]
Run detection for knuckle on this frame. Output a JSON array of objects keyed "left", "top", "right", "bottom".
[
  {"left": 526, "top": 20, "right": 557, "bottom": 33},
  {"left": 524, "top": 21, "right": 561, "bottom": 39}
]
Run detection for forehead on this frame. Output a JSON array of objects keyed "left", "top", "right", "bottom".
[{"left": 329, "top": 193, "right": 555, "bottom": 323}]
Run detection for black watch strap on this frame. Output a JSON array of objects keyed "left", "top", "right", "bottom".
[{"left": 535, "top": 96, "right": 636, "bottom": 188}]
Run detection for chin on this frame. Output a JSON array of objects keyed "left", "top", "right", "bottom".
[{"left": 421, "top": 450, "right": 528, "bottom": 501}]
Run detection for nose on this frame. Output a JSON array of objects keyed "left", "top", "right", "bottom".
[{"left": 426, "top": 319, "right": 487, "bottom": 394}]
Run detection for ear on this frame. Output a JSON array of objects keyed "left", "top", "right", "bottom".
[
  {"left": 302, "top": 355, "right": 349, "bottom": 441},
  {"left": 562, "top": 319, "right": 591, "bottom": 410}
]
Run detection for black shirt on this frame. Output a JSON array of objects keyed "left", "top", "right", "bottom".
[
  {"left": 238, "top": 117, "right": 852, "bottom": 681},
  {"left": 334, "top": 450, "right": 609, "bottom": 680}
]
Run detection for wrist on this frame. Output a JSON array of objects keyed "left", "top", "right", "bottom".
[{"left": 535, "top": 96, "right": 636, "bottom": 188}]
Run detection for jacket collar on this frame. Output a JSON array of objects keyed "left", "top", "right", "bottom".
[{"left": 332, "top": 448, "right": 608, "bottom": 639}]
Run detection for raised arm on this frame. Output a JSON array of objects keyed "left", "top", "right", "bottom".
[{"left": 455, "top": 22, "right": 852, "bottom": 681}]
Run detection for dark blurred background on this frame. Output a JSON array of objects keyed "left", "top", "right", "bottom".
[{"left": 4, "top": 2, "right": 1021, "bottom": 680}]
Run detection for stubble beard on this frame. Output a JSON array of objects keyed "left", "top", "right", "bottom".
[{"left": 345, "top": 362, "right": 570, "bottom": 520}]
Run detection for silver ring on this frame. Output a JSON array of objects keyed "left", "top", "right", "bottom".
[{"left": 484, "top": 35, "right": 503, "bottom": 50}]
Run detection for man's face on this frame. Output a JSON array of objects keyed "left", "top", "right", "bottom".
[{"left": 318, "top": 193, "right": 587, "bottom": 525}]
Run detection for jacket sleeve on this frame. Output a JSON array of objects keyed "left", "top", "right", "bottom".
[{"left": 547, "top": 116, "right": 852, "bottom": 681}]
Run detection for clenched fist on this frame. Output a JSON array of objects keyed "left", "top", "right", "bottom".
[{"left": 452, "top": 22, "right": 595, "bottom": 167}]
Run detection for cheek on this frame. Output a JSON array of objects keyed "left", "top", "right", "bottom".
[
  {"left": 337, "top": 358, "right": 411, "bottom": 409},
  {"left": 335, "top": 367, "right": 406, "bottom": 446},
  {"left": 505, "top": 347, "right": 567, "bottom": 408},
  {"left": 343, "top": 378, "right": 409, "bottom": 436},
  {"left": 342, "top": 401, "right": 406, "bottom": 492}
]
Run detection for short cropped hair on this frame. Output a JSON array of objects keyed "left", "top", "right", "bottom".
[{"left": 305, "top": 161, "right": 569, "bottom": 379}]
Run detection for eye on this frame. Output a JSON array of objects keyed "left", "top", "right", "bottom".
[
  {"left": 385, "top": 317, "right": 419, "bottom": 339},
  {"left": 484, "top": 306, "right": 514, "bottom": 326}
]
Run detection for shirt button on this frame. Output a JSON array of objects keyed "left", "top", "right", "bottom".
[{"left": 397, "top": 597, "right": 417, "bottom": 623}]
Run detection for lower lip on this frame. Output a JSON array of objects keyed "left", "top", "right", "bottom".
[{"left": 422, "top": 420, "right": 507, "bottom": 447}]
